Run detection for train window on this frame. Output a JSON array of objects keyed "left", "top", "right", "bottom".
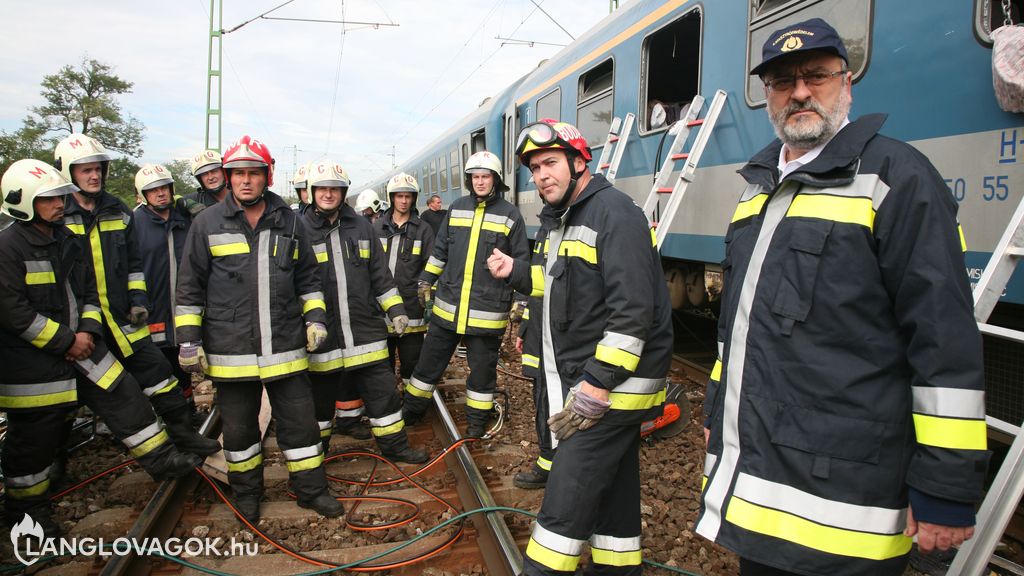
[
  {"left": 429, "top": 160, "right": 438, "bottom": 193},
  {"left": 640, "top": 7, "right": 702, "bottom": 134},
  {"left": 422, "top": 163, "right": 430, "bottom": 195},
  {"left": 577, "top": 59, "right": 614, "bottom": 148},
  {"left": 976, "top": 0, "right": 1023, "bottom": 44},
  {"left": 537, "top": 88, "right": 561, "bottom": 121},
  {"left": 471, "top": 130, "right": 486, "bottom": 153},
  {"left": 745, "top": 0, "right": 871, "bottom": 107},
  {"left": 439, "top": 155, "right": 448, "bottom": 191},
  {"left": 450, "top": 149, "right": 460, "bottom": 189}
]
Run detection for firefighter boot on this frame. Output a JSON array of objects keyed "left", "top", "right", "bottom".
[
  {"left": 7, "top": 502, "right": 61, "bottom": 539},
  {"left": 466, "top": 422, "right": 487, "bottom": 438},
  {"left": 145, "top": 449, "right": 203, "bottom": 482},
  {"left": 513, "top": 466, "right": 549, "bottom": 489},
  {"left": 297, "top": 492, "right": 344, "bottom": 517},
  {"left": 234, "top": 494, "right": 261, "bottom": 525},
  {"left": 383, "top": 446, "right": 430, "bottom": 464},
  {"left": 164, "top": 408, "right": 222, "bottom": 458},
  {"left": 334, "top": 418, "right": 372, "bottom": 440}
]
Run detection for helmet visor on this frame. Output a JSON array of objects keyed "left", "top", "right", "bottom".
[{"left": 515, "top": 122, "right": 560, "bottom": 157}]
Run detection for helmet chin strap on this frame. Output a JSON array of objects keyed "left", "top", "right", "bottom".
[
  {"left": 204, "top": 181, "right": 226, "bottom": 195},
  {"left": 150, "top": 202, "right": 172, "bottom": 212},
  {"left": 238, "top": 191, "right": 265, "bottom": 207},
  {"left": 543, "top": 153, "right": 579, "bottom": 212}
]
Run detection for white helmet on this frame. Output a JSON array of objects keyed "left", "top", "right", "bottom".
[
  {"left": 292, "top": 162, "right": 310, "bottom": 191},
  {"left": 53, "top": 134, "right": 112, "bottom": 187},
  {"left": 307, "top": 160, "right": 350, "bottom": 190},
  {"left": 354, "top": 189, "right": 384, "bottom": 213},
  {"left": 190, "top": 149, "right": 222, "bottom": 178},
  {"left": 386, "top": 172, "right": 419, "bottom": 205},
  {"left": 464, "top": 150, "right": 508, "bottom": 194},
  {"left": 134, "top": 164, "right": 175, "bottom": 206},
  {"left": 1, "top": 159, "right": 77, "bottom": 221}
]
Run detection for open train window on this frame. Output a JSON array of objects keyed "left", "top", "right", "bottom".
[
  {"left": 450, "top": 149, "right": 460, "bottom": 189},
  {"left": 577, "top": 59, "right": 614, "bottom": 148},
  {"left": 439, "top": 154, "right": 448, "bottom": 191},
  {"left": 471, "top": 130, "right": 486, "bottom": 153},
  {"left": 537, "top": 88, "right": 561, "bottom": 121},
  {"left": 745, "top": 0, "right": 872, "bottom": 107},
  {"left": 976, "top": 0, "right": 1023, "bottom": 44},
  {"left": 640, "top": 7, "right": 701, "bottom": 134}
]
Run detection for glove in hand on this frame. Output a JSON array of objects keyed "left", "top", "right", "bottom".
[
  {"left": 547, "top": 384, "right": 612, "bottom": 440},
  {"left": 179, "top": 342, "right": 208, "bottom": 374},
  {"left": 392, "top": 314, "right": 409, "bottom": 336},
  {"left": 417, "top": 281, "right": 433, "bottom": 308},
  {"left": 306, "top": 322, "right": 328, "bottom": 352},
  {"left": 129, "top": 306, "right": 149, "bottom": 327}
]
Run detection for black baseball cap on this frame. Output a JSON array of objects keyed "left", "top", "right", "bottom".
[{"left": 750, "top": 17, "right": 849, "bottom": 76}]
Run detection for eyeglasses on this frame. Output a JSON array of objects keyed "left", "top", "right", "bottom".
[
  {"left": 515, "top": 122, "right": 560, "bottom": 154},
  {"left": 764, "top": 70, "right": 847, "bottom": 93}
]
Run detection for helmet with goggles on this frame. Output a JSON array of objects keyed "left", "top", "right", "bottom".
[{"left": 515, "top": 119, "right": 592, "bottom": 165}]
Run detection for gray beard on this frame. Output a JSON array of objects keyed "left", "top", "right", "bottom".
[{"left": 770, "top": 88, "right": 850, "bottom": 151}]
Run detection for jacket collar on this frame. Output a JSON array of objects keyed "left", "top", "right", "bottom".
[
  {"left": 137, "top": 204, "right": 188, "bottom": 229},
  {"left": 224, "top": 190, "right": 292, "bottom": 229},
  {"left": 64, "top": 190, "right": 121, "bottom": 217},
  {"left": 538, "top": 173, "right": 613, "bottom": 229},
  {"left": 381, "top": 209, "right": 421, "bottom": 234},
  {"left": 15, "top": 221, "right": 62, "bottom": 247}
]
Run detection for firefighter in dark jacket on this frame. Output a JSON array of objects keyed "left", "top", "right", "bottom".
[
  {"left": 0, "top": 160, "right": 201, "bottom": 536},
  {"left": 489, "top": 119, "right": 672, "bottom": 575},
  {"left": 133, "top": 164, "right": 199, "bottom": 417},
  {"left": 300, "top": 161, "right": 429, "bottom": 464},
  {"left": 696, "top": 20, "right": 989, "bottom": 576},
  {"left": 405, "top": 151, "right": 529, "bottom": 437},
  {"left": 374, "top": 173, "right": 434, "bottom": 393},
  {"left": 184, "top": 149, "right": 227, "bottom": 208},
  {"left": 56, "top": 135, "right": 219, "bottom": 460},
  {"left": 175, "top": 136, "right": 344, "bottom": 524}
]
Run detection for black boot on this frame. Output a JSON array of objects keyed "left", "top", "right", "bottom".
[
  {"left": 297, "top": 492, "right": 344, "bottom": 517},
  {"left": 146, "top": 449, "right": 202, "bottom": 481},
  {"left": 48, "top": 450, "right": 71, "bottom": 494},
  {"left": 334, "top": 419, "right": 372, "bottom": 440},
  {"left": 164, "top": 409, "right": 222, "bottom": 457},
  {"left": 384, "top": 446, "right": 430, "bottom": 464},
  {"left": 234, "top": 494, "right": 261, "bottom": 525},
  {"left": 466, "top": 422, "right": 487, "bottom": 438},
  {"left": 403, "top": 408, "right": 425, "bottom": 427},
  {"left": 7, "top": 503, "right": 61, "bottom": 539},
  {"left": 513, "top": 467, "right": 549, "bottom": 489}
]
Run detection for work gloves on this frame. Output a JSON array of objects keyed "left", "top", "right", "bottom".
[
  {"left": 509, "top": 300, "right": 526, "bottom": 322},
  {"left": 177, "top": 196, "right": 206, "bottom": 218},
  {"left": 417, "top": 281, "right": 433, "bottom": 323},
  {"left": 179, "top": 342, "right": 208, "bottom": 374},
  {"left": 392, "top": 314, "right": 409, "bottom": 336},
  {"left": 548, "top": 384, "right": 612, "bottom": 441},
  {"left": 306, "top": 322, "right": 328, "bottom": 352},
  {"left": 129, "top": 306, "right": 149, "bottom": 327}
]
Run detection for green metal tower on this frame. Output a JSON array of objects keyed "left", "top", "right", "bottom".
[{"left": 205, "top": 0, "right": 223, "bottom": 152}]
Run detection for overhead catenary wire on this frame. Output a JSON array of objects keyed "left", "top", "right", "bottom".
[{"left": 323, "top": 0, "right": 347, "bottom": 158}]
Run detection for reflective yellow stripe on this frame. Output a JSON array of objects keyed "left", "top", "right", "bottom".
[
  {"left": 466, "top": 397, "right": 494, "bottom": 410},
  {"left": 66, "top": 223, "right": 85, "bottom": 235},
  {"left": 7, "top": 479, "right": 51, "bottom": 499},
  {"left": 25, "top": 271, "right": 56, "bottom": 285},
  {"left": 595, "top": 344, "right": 640, "bottom": 371},
  {"left": 380, "top": 295, "right": 403, "bottom": 311},
  {"left": 537, "top": 456, "right": 552, "bottom": 471},
  {"left": 130, "top": 430, "right": 170, "bottom": 458},
  {"left": 82, "top": 309, "right": 102, "bottom": 323},
  {"left": 310, "top": 356, "right": 345, "bottom": 373},
  {"left": 412, "top": 245, "right": 421, "bottom": 255},
  {"left": 149, "top": 380, "right": 177, "bottom": 396},
  {"left": 371, "top": 420, "right": 405, "bottom": 437},
  {"left": 731, "top": 194, "right": 768, "bottom": 222},
  {"left": 405, "top": 381, "right": 434, "bottom": 399},
  {"left": 523, "top": 354, "right": 539, "bottom": 368},
  {"left": 558, "top": 240, "right": 597, "bottom": 265},
  {"left": 711, "top": 359, "right": 722, "bottom": 381},
  {"left": 227, "top": 454, "right": 263, "bottom": 473},
  {"left": 590, "top": 548, "right": 641, "bottom": 567},
  {"left": 0, "top": 390, "right": 77, "bottom": 409},
  {"left": 467, "top": 317, "right": 508, "bottom": 330},
  {"left": 94, "top": 360, "right": 124, "bottom": 390},
  {"left": 210, "top": 243, "right": 250, "bottom": 256},
  {"left": 609, "top": 387, "right": 665, "bottom": 411},
  {"left": 125, "top": 325, "right": 151, "bottom": 344},
  {"left": 88, "top": 227, "right": 133, "bottom": 356},
  {"left": 345, "top": 347, "right": 390, "bottom": 368},
  {"left": 302, "top": 298, "right": 326, "bottom": 314},
  {"left": 913, "top": 414, "right": 987, "bottom": 450},
  {"left": 725, "top": 496, "right": 912, "bottom": 561},
  {"left": 259, "top": 357, "right": 309, "bottom": 380},
  {"left": 30, "top": 318, "right": 60, "bottom": 348},
  {"left": 526, "top": 538, "right": 580, "bottom": 572},
  {"left": 786, "top": 195, "right": 875, "bottom": 230},
  {"left": 481, "top": 221, "right": 511, "bottom": 235},
  {"left": 650, "top": 227, "right": 657, "bottom": 246},
  {"left": 128, "top": 280, "right": 147, "bottom": 291},
  {"left": 98, "top": 219, "right": 127, "bottom": 232},
  {"left": 359, "top": 248, "right": 370, "bottom": 259},
  {"left": 449, "top": 217, "right": 474, "bottom": 227},
  {"left": 958, "top": 224, "right": 967, "bottom": 253},
  {"left": 433, "top": 303, "right": 455, "bottom": 322},
  {"left": 208, "top": 364, "right": 260, "bottom": 379},
  {"left": 530, "top": 265, "right": 545, "bottom": 297},
  {"left": 176, "top": 314, "right": 202, "bottom": 327},
  {"left": 285, "top": 453, "right": 324, "bottom": 473},
  {"left": 316, "top": 251, "right": 329, "bottom": 263},
  {"left": 457, "top": 203, "right": 486, "bottom": 333},
  {"left": 425, "top": 262, "right": 444, "bottom": 275}
]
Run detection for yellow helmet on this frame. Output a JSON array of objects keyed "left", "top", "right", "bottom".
[
  {"left": 190, "top": 149, "right": 222, "bottom": 178},
  {"left": 1, "top": 159, "right": 77, "bottom": 221},
  {"left": 134, "top": 164, "right": 175, "bottom": 205},
  {"left": 53, "top": 134, "right": 112, "bottom": 185},
  {"left": 464, "top": 150, "right": 508, "bottom": 194}
]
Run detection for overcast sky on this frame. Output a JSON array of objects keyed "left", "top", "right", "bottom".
[{"left": 0, "top": 0, "right": 612, "bottom": 193}]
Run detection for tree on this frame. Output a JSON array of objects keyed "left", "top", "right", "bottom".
[
  {"left": 166, "top": 159, "right": 197, "bottom": 196},
  {"left": 106, "top": 158, "right": 141, "bottom": 207}
]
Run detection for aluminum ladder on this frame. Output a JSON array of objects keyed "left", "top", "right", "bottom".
[
  {"left": 949, "top": 192, "right": 1024, "bottom": 575},
  {"left": 594, "top": 112, "right": 634, "bottom": 184},
  {"left": 639, "top": 89, "right": 727, "bottom": 250}
]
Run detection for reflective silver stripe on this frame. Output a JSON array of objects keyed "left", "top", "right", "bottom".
[
  {"left": 329, "top": 229, "right": 355, "bottom": 348},
  {"left": 387, "top": 235, "right": 400, "bottom": 276},
  {"left": 119, "top": 322, "right": 148, "bottom": 338},
  {"left": 313, "top": 243, "right": 328, "bottom": 259},
  {"left": 532, "top": 523, "right": 586, "bottom": 556},
  {"left": 25, "top": 260, "right": 53, "bottom": 274},
  {"left": 376, "top": 287, "right": 400, "bottom": 307},
  {"left": 176, "top": 305, "right": 204, "bottom": 316},
  {"left": 612, "top": 377, "right": 666, "bottom": 394},
  {"left": 427, "top": 255, "right": 446, "bottom": 271},
  {"left": 309, "top": 347, "right": 343, "bottom": 365},
  {"left": 151, "top": 332, "right": 167, "bottom": 343},
  {"left": 209, "top": 233, "right": 248, "bottom": 247},
  {"left": 409, "top": 377, "right": 436, "bottom": 393},
  {"left": 369, "top": 410, "right": 403, "bottom": 428},
  {"left": 300, "top": 291, "right": 325, "bottom": 306},
  {"left": 224, "top": 441, "right": 262, "bottom": 462},
  {"left": 433, "top": 297, "right": 456, "bottom": 313},
  {"left": 257, "top": 230, "right": 272, "bottom": 356},
  {"left": 318, "top": 420, "right": 332, "bottom": 432},
  {"left": 563, "top": 225, "right": 598, "bottom": 246},
  {"left": 739, "top": 183, "right": 763, "bottom": 202},
  {"left": 407, "top": 318, "right": 425, "bottom": 327},
  {"left": 128, "top": 272, "right": 146, "bottom": 285},
  {"left": 66, "top": 279, "right": 79, "bottom": 332},
  {"left": 590, "top": 534, "right": 640, "bottom": 552},
  {"left": 358, "top": 239, "right": 370, "bottom": 253},
  {"left": 77, "top": 352, "right": 117, "bottom": 383},
  {"left": 912, "top": 386, "right": 986, "bottom": 419},
  {"left": 282, "top": 443, "right": 322, "bottom": 461},
  {"left": 733, "top": 472, "right": 907, "bottom": 534},
  {"left": 466, "top": 390, "right": 494, "bottom": 402},
  {"left": 258, "top": 347, "right": 306, "bottom": 368},
  {"left": 208, "top": 353, "right": 259, "bottom": 366},
  {"left": 19, "top": 314, "right": 50, "bottom": 342},
  {"left": 412, "top": 239, "right": 422, "bottom": 252},
  {"left": 450, "top": 209, "right": 475, "bottom": 219},
  {"left": 864, "top": 174, "right": 891, "bottom": 210},
  {"left": 718, "top": 340, "right": 724, "bottom": 358},
  {"left": 468, "top": 308, "right": 507, "bottom": 321},
  {"left": 598, "top": 331, "right": 645, "bottom": 357},
  {"left": 0, "top": 379, "right": 76, "bottom": 397},
  {"left": 697, "top": 181, "right": 799, "bottom": 540},
  {"left": 378, "top": 238, "right": 387, "bottom": 249},
  {"left": 344, "top": 339, "right": 387, "bottom": 359},
  {"left": 335, "top": 407, "right": 364, "bottom": 418},
  {"left": 542, "top": 219, "right": 568, "bottom": 449},
  {"left": 167, "top": 226, "right": 177, "bottom": 342},
  {"left": 123, "top": 421, "right": 163, "bottom": 449},
  {"left": 703, "top": 453, "right": 718, "bottom": 477},
  {"left": 82, "top": 304, "right": 101, "bottom": 317},
  {"left": 142, "top": 377, "right": 174, "bottom": 397},
  {"left": 7, "top": 466, "right": 51, "bottom": 487}
]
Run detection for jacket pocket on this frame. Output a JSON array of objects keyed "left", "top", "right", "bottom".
[
  {"left": 770, "top": 221, "right": 832, "bottom": 335},
  {"left": 548, "top": 258, "right": 570, "bottom": 330}
]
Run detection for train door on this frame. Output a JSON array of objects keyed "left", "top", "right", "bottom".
[{"left": 503, "top": 101, "right": 518, "bottom": 200}]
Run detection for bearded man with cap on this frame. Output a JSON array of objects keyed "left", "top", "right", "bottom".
[{"left": 693, "top": 18, "right": 988, "bottom": 576}]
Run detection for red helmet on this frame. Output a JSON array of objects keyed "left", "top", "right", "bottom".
[
  {"left": 515, "top": 118, "right": 592, "bottom": 164},
  {"left": 222, "top": 135, "right": 275, "bottom": 186}
]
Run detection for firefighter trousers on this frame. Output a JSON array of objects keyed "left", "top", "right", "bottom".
[
  {"left": 531, "top": 377, "right": 555, "bottom": 473},
  {"left": 524, "top": 422, "right": 642, "bottom": 576},
  {"left": 406, "top": 326, "right": 500, "bottom": 429},
  {"left": 388, "top": 333, "right": 424, "bottom": 382},
  {"left": 158, "top": 346, "right": 193, "bottom": 402},
  {"left": 216, "top": 374, "right": 328, "bottom": 501},
  {"left": 312, "top": 362, "right": 411, "bottom": 456},
  {"left": 105, "top": 325, "right": 188, "bottom": 418},
  {"left": 309, "top": 371, "right": 362, "bottom": 449},
  {"left": 2, "top": 408, "right": 72, "bottom": 517}
]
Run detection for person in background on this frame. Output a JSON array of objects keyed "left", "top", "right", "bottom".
[
  {"left": 419, "top": 193, "right": 447, "bottom": 237},
  {"left": 184, "top": 149, "right": 228, "bottom": 208}
]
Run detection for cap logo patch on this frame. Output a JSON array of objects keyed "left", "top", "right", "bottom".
[{"left": 781, "top": 36, "right": 804, "bottom": 52}]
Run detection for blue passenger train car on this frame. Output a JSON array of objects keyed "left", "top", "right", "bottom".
[{"left": 359, "top": 0, "right": 1024, "bottom": 312}]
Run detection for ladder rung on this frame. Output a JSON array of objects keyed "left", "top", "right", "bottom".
[
  {"left": 687, "top": 119, "right": 703, "bottom": 127},
  {"left": 608, "top": 136, "right": 620, "bottom": 143},
  {"left": 670, "top": 153, "right": 689, "bottom": 161},
  {"left": 1007, "top": 246, "right": 1024, "bottom": 257},
  {"left": 657, "top": 187, "right": 673, "bottom": 194},
  {"left": 599, "top": 163, "right": 610, "bottom": 169},
  {"left": 978, "top": 322, "right": 1024, "bottom": 344}
]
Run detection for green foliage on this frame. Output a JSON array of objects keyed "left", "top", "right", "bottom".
[
  {"left": 166, "top": 159, "right": 198, "bottom": 197},
  {"left": 106, "top": 158, "right": 141, "bottom": 207}
]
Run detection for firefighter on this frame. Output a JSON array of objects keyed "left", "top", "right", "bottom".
[
  {"left": 487, "top": 119, "right": 672, "bottom": 574},
  {"left": 300, "top": 160, "right": 429, "bottom": 463},
  {"left": 293, "top": 162, "right": 311, "bottom": 215},
  {"left": 374, "top": 173, "right": 434, "bottom": 395},
  {"left": 354, "top": 189, "right": 386, "bottom": 224},
  {"left": 175, "top": 136, "right": 344, "bottom": 524},
  {"left": 184, "top": 149, "right": 228, "bottom": 207},
  {"left": 0, "top": 160, "right": 201, "bottom": 536},
  {"left": 406, "top": 151, "right": 529, "bottom": 437},
  {"left": 512, "top": 304, "right": 552, "bottom": 489},
  {"left": 55, "top": 135, "right": 220, "bottom": 459},
  {"left": 696, "top": 20, "right": 988, "bottom": 576}
]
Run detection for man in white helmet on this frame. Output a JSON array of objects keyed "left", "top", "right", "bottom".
[
  {"left": 0, "top": 160, "right": 202, "bottom": 537},
  {"left": 57, "top": 135, "right": 220, "bottom": 462},
  {"left": 299, "top": 161, "right": 429, "bottom": 464},
  {"left": 374, "top": 173, "right": 435, "bottom": 396},
  {"left": 184, "top": 149, "right": 227, "bottom": 208},
  {"left": 354, "top": 188, "right": 385, "bottom": 224},
  {"left": 405, "top": 151, "right": 529, "bottom": 437}
]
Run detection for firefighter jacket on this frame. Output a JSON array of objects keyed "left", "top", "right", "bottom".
[
  {"left": 374, "top": 209, "right": 434, "bottom": 334},
  {"left": 506, "top": 174, "right": 672, "bottom": 430},
  {"left": 519, "top": 305, "right": 538, "bottom": 379},
  {"left": 63, "top": 191, "right": 152, "bottom": 358},
  {"left": 133, "top": 205, "right": 190, "bottom": 347},
  {"left": 174, "top": 191, "right": 327, "bottom": 382},
  {"left": 0, "top": 223, "right": 125, "bottom": 410},
  {"left": 301, "top": 204, "right": 406, "bottom": 373},
  {"left": 420, "top": 193, "right": 528, "bottom": 336},
  {"left": 697, "top": 114, "right": 989, "bottom": 576}
]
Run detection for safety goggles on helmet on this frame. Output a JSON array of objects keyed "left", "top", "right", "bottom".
[{"left": 515, "top": 120, "right": 592, "bottom": 163}]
